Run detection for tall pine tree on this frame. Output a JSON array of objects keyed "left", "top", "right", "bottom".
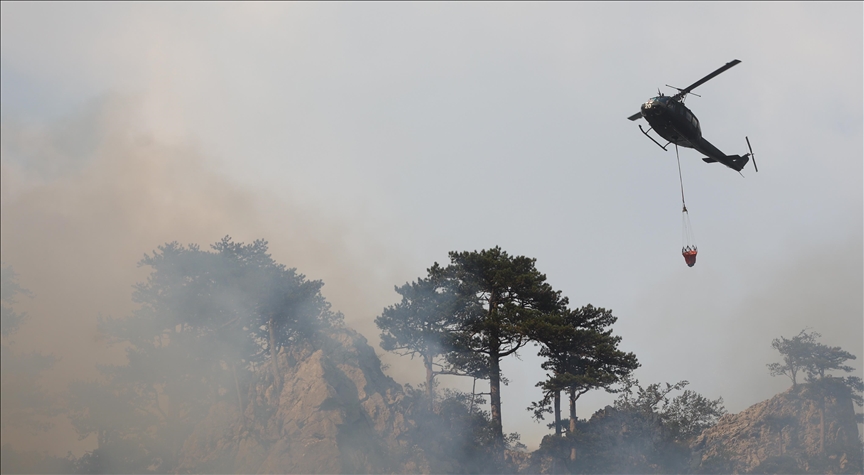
[{"left": 441, "top": 247, "right": 567, "bottom": 449}]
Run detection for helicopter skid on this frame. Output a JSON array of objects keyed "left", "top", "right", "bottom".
[{"left": 638, "top": 124, "right": 669, "bottom": 151}]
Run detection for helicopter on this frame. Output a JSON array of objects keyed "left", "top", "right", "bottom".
[{"left": 627, "top": 59, "right": 757, "bottom": 173}]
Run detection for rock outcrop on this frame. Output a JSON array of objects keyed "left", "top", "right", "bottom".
[
  {"left": 176, "top": 327, "right": 420, "bottom": 474},
  {"left": 690, "top": 385, "right": 862, "bottom": 474},
  {"left": 172, "top": 325, "right": 862, "bottom": 474}
]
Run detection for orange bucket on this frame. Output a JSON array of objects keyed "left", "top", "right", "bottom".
[{"left": 682, "top": 247, "right": 698, "bottom": 267}]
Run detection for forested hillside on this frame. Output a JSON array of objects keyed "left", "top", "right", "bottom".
[{"left": 1, "top": 240, "right": 861, "bottom": 474}]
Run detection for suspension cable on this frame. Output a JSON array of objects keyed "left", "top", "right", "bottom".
[
  {"left": 675, "top": 144, "right": 687, "bottom": 212},
  {"left": 676, "top": 143, "right": 697, "bottom": 255}
]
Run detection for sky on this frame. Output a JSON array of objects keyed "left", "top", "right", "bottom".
[{"left": 1, "top": 2, "right": 861, "bottom": 454}]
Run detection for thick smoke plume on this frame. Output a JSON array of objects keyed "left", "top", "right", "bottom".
[{"left": 0, "top": 95, "right": 416, "bottom": 456}]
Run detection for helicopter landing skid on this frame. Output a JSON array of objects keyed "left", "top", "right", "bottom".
[{"left": 639, "top": 125, "right": 669, "bottom": 151}]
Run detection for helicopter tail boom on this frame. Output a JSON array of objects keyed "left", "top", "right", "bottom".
[{"left": 701, "top": 154, "right": 749, "bottom": 172}]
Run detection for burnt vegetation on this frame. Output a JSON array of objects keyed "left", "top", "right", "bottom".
[{"left": 1, "top": 242, "right": 862, "bottom": 474}]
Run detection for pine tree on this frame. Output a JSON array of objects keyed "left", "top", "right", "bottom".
[
  {"left": 376, "top": 265, "right": 460, "bottom": 410},
  {"left": 531, "top": 305, "right": 638, "bottom": 460},
  {"left": 766, "top": 329, "right": 819, "bottom": 388},
  {"left": 442, "top": 247, "right": 567, "bottom": 449}
]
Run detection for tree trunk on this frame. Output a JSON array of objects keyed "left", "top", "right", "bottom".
[
  {"left": 489, "top": 344, "right": 504, "bottom": 449},
  {"left": 819, "top": 397, "right": 825, "bottom": 455},
  {"left": 268, "top": 317, "right": 281, "bottom": 393},
  {"left": 486, "top": 298, "right": 504, "bottom": 451},
  {"left": 554, "top": 390, "right": 562, "bottom": 436},
  {"left": 779, "top": 428, "right": 784, "bottom": 455},
  {"left": 424, "top": 352, "right": 435, "bottom": 412},
  {"left": 232, "top": 362, "right": 246, "bottom": 431},
  {"left": 469, "top": 377, "right": 476, "bottom": 414},
  {"left": 569, "top": 388, "right": 577, "bottom": 461}
]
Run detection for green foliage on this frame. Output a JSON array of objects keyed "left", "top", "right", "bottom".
[
  {"left": 614, "top": 376, "right": 690, "bottom": 413},
  {"left": 440, "top": 246, "right": 568, "bottom": 445},
  {"left": 527, "top": 394, "right": 554, "bottom": 424},
  {"left": 441, "top": 247, "right": 567, "bottom": 365},
  {"left": 381, "top": 247, "right": 567, "bottom": 450},
  {"left": 801, "top": 338, "right": 858, "bottom": 381},
  {"left": 530, "top": 305, "right": 639, "bottom": 433},
  {"left": 122, "top": 237, "right": 339, "bottom": 362},
  {"left": 375, "top": 265, "right": 471, "bottom": 405},
  {"left": 614, "top": 376, "right": 726, "bottom": 443},
  {"left": 535, "top": 378, "right": 724, "bottom": 474},
  {"left": 384, "top": 248, "right": 639, "bottom": 455},
  {"left": 377, "top": 273, "right": 451, "bottom": 358},
  {"left": 767, "top": 329, "right": 816, "bottom": 387},
  {"left": 662, "top": 389, "right": 728, "bottom": 442},
  {"left": 769, "top": 329, "right": 863, "bottom": 405}
]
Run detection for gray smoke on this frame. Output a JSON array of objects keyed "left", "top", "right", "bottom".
[
  {"left": 1, "top": 1, "right": 861, "bottom": 462},
  {"left": 0, "top": 95, "right": 420, "bottom": 457}
]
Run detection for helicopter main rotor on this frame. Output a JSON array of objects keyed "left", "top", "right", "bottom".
[
  {"left": 627, "top": 59, "right": 742, "bottom": 121},
  {"left": 670, "top": 59, "right": 741, "bottom": 102}
]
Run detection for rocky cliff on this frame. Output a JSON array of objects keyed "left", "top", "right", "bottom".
[
  {"left": 176, "top": 327, "right": 427, "bottom": 474},
  {"left": 690, "top": 385, "right": 862, "bottom": 474},
  {"left": 172, "top": 326, "right": 862, "bottom": 474}
]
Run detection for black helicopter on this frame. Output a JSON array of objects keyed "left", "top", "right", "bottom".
[{"left": 627, "top": 59, "right": 757, "bottom": 173}]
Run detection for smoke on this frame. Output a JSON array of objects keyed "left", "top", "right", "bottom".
[
  {"left": 1, "top": 2, "right": 860, "bottom": 462},
  {"left": 2, "top": 95, "right": 860, "bottom": 457},
  {"left": 0, "top": 94, "right": 417, "bottom": 456}
]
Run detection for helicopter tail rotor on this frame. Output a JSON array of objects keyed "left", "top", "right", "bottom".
[{"left": 745, "top": 136, "right": 758, "bottom": 172}]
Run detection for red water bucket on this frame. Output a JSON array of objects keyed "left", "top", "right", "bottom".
[{"left": 682, "top": 247, "right": 698, "bottom": 267}]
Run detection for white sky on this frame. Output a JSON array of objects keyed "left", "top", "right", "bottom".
[{"left": 1, "top": 2, "right": 861, "bottom": 453}]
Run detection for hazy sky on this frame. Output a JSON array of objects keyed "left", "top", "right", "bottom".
[{"left": 1, "top": 2, "right": 861, "bottom": 454}]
